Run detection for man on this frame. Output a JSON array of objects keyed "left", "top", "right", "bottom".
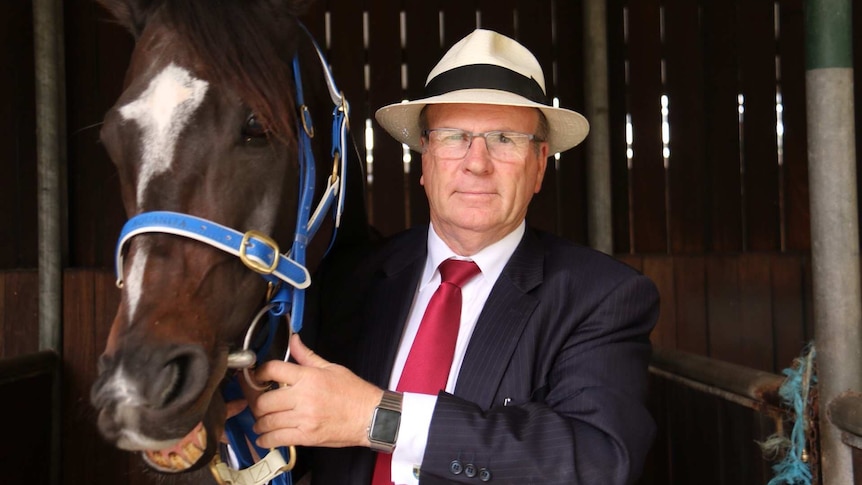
[{"left": 247, "top": 29, "right": 659, "bottom": 484}]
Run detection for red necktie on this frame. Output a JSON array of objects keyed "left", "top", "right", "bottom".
[{"left": 371, "top": 259, "right": 481, "bottom": 485}]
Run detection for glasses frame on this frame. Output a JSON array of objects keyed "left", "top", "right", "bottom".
[{"left": 422, "top": 128, "right": 544, "bottom": 161}]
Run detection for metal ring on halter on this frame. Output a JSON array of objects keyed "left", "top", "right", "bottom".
[{"left": 234, "top": 303, "right": 280, "bottom": 391}]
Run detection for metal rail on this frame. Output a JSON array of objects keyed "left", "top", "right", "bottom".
[{"left": 649, "top": 348, "right": 785, "bottom": 416}]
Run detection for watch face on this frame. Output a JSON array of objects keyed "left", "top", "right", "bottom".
[{"left": 370, "top": 408, "right": 401, "bottom": 443}]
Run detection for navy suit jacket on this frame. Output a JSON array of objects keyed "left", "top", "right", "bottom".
[{"left": 307, "top": 225, "right": 659, "bottom": 484}]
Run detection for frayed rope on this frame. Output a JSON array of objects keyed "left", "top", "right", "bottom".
[{"left": 761, "top": 343, "right": 817, "bottom": 485}]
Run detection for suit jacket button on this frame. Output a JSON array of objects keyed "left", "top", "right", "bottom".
[
  {"left": 464, "top": 463, "right": 477, "bottom": 478},
  {"left": 449, "top": 460, "right": 463, "bottom": 475},
  {"left": 479, "top": 468, "right": 492, "bottom": 482}
]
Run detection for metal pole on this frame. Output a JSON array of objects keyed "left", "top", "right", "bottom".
[
  {"left": 804, "top": 0, "right": 860, "bottom": 483},
  {"left": 33, "top": 0, "right": 66, "bottom": 483},
  {"left": 583, "top": 0, "right": 613, "bottom": 254}
]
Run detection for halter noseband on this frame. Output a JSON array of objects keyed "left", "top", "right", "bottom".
[{"left": 113, "top": 24, "right": 349, "bottom": 485}]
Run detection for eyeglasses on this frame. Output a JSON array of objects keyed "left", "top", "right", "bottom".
[{"left": 423, "top": 128, "right": 543, "bottom": 162}]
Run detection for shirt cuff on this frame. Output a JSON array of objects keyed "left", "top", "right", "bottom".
[{"left": 391, "top": 392, "right": 437, "bottom": 485}]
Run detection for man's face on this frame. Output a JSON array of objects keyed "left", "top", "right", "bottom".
[{"left": 420, "top": 103, "right": 548, "bottom": 251}]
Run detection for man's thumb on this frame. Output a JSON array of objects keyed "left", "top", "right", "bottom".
[{"left": 290, "top": 334, "right": 328, "bottom": 367}]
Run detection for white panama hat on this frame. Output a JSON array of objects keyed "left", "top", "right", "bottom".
[{"left": 374, "top": 29, "right": 590, "bottom": 156}]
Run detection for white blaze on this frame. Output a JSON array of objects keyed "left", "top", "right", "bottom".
[{"left": 119, "top": 64, "right": 208, "bottom": 321}]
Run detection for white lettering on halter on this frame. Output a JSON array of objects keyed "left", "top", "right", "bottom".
[{"left": 119, "top": 63, "right": 208, "bottom": 322}]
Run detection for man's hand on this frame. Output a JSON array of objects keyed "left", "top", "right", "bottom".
[{"left": 247, "top": 334, "right": 383, "bottom": 449}]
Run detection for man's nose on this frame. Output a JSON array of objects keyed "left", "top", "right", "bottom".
[{"left": 463, "top": 136, "right": 493, "bottom": 173}]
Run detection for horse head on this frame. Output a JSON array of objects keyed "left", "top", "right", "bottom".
[{"left": 89, "top": 0, "right": 347, "bottom": 474}]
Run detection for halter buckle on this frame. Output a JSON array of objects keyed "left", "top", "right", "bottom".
[
  {"left": 300, "top": 104, "right": 314, "bottom": 138},
  {"left": 239, "top": 231, "right": 280, "bottom": 274}
]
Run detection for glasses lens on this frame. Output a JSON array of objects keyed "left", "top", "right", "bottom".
[
  {"left": 428, "top": 129, "right": 470, "bottom": 159},
  {"left": 485, "top": 132, "right": 532, "bottom": 161}
]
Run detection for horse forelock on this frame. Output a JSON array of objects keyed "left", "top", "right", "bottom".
[{"left": 161, "top": 0, "right": 307, "bottom": 145}]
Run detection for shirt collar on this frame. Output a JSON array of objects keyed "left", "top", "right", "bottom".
[{"left": 422, "top": 222, "right": 525, "bottom": 288}]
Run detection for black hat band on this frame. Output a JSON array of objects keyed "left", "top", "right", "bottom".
[{"left": 423, "top": 64, "right": 548, "bottom": 105}]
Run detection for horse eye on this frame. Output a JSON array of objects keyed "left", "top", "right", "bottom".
[{"left": 241, "top": 114, "right": 268, "bottom": 143}]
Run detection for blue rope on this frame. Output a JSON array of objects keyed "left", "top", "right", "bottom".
[{"left": 766, "top": 343, "right": 816, "bottom": 485}]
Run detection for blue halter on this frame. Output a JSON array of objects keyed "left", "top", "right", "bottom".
[{"left": 113, "top": 24, "right": 349, "bottom": 485}]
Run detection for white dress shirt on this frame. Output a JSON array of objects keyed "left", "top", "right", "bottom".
[{"left": 388, "top": 222, "right": 525, "bottom": 484}]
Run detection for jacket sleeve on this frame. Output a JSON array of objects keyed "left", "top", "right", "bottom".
[{"left": 418, "top": 274, "right": 660, "bottom": 485}]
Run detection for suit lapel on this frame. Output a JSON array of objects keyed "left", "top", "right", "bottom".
[
  {"left": 356, "top": 229, "right": 426, "bottom": 387},
  {"left": 453, "top": 229, "right": 544, "bottom": 409}
]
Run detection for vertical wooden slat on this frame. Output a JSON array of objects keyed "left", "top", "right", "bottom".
[
  {"left": 66, "top": 0, "right": 130, "bottom": 268},
  {"left": 666, "top": 384, "right": 723, "bottom": 484},
  {"left": 702, "top": 1, "right": 743, "bottom": 252},
  {"left": 477, "top": 0, "right": 515, "bottom": 36},
  {"left": 664, "top": 0, "right": 707, "bottom": 253},
  {"left": 2, "top": 271, "right": 39, "bottom": 358},
  {"left": 518, "top": 0, "right": 558, "bottom": 235},
  {"left": 607, "top": 0, "right": 630, "bottom": 253},
  {"left": 706, "top": 255, "right": 741, "bottom": 362},
  {"left": 553, "top": 0, "right": 588, "bottom": 245},
  {"left": 642, "top": 255, "right": 676, "bottom": 349},
  {"left": 368, "top": 0, "right": 407, "bottom": 236},
  {"left": 404, "top": 1, "right": 442, "bottom": 228},
  {"left": 640, "top": 374, "right": 671, "bottom": 484},
  {"left": 738, "top": 0, "right": 780, "bottom": 251},
  {"left": 0, "top": 0, "right": 37, "bottom": 269},
  {"left": 719, "top": 400, "right": 775, "bottom": 484},
  {"left": 626, "top": 0, "right": 666, "bottom": 253},
  {"left": 771, "top": 253, "right": 807, "bottom": 371},
  {"left": 0, "top": 273, "right": 5, "bottom": 354},
  {"left": 738, "top": 253, "right": 775, "bottom": 371},
  {"left": 778, "top": 0, "right": 810, "bottom": 251},
  {"left": 673, "top": 255, "right": 709, "bottom": 355},
  {"left": 440, "top": 0, "right": 478, "bottom": 48}
]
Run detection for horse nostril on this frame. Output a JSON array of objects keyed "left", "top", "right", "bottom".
[
  {"left": 153, "top": 355, "right": 187, "bottom": 407},
  {"left": 147, "top": 346, "right": 209, "bottom": 409}
]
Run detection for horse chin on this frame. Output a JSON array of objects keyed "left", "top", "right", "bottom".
[{"left": 140, "top": 401, "right": 223, "bottom": 474}]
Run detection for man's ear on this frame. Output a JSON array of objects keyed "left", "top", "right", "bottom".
[
  {"left": 96, "top": 0, "right": 160, "bottom": 39},
  {"left": 534, "top": 145, "right": 549, "bottom": 193}
]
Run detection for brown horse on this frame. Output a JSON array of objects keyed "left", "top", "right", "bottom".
[{"left": 89, "top": 0, "right": 368, "bottom": 478}]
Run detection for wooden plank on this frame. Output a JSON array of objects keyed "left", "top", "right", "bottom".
[
  {"left": 771, "top": 253, "right": 807, "bottom": 371},
  {"left": 673, "top": 255, "right": 708, "bottom": 355},
  {"left": 553, "top": 0, "right": 588, "bottom": 244},
  {"left": 706, "top": 255, "right": 741, "bottom": 363},
  {"left": 2, "top": 270, "right": 39, "bottom": 358},
  {"left": 719, "top": 400, "right": 775, "bottom": 484},
  {"left": 517, "top": 0, "right": 558, "bottom": 235},
  {"left": 626, "top": 0, "right": 667, "bottom": 253},
  {"left": 477, "top": 0, "right": 515, "bottom": 36},
  {"left": 440, "top": 0, "right": 478, "bottom": 49},
  {"left": 664, "top": 0, "right": 707, "bottom": 253},
  {"left": 642, "top": 256, "right": 676, "bottom": 349},
  {"left": 639, "top": 374, "right": 671, "bottom": 484},
  {"left": 778, "top": 0, "right": 810, "bottom": 251},
  {"left": 738, "top": 0, "right": 780, "bottom": 251},
  {"left": 404, "top": 1, "right": 441, "bottom": 228},
  {"left": 368, "top": 0, "right": 408, "bottom": 236},
  {"left": 0, "top": 273, "right": 4, "bottom": 354},
  {"left": 702, "top": 1, "right": 743, "bottom": 251},
  {"left": 66, "top": 0, "right": 131, "bottom": 267},
  {"left": 615, "top": 253, "right": 643, "bottom": 273},
  {"left": 738, "top": 253, "right": 774, "bottom": 371},
  {"left": 666, "top": 383, "right": 723, "bottom": 484},
  {"left": 606, "top": 0, "right": 630, "bottom": 253},
  {"left": 0, "top": 0, "right": 37, "bottom": 269}
]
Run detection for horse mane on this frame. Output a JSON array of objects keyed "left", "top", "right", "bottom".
[{"left": 161, "top": 0, "right": 317, "bottom": 144}]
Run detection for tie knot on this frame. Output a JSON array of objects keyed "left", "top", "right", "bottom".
[{"left": 438, "top": 259, "right": 481, "bottom": 288}]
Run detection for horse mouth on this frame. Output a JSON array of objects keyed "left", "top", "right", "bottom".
[{"left": 141, "top": 422, "right": 209, "bottom": 473}]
